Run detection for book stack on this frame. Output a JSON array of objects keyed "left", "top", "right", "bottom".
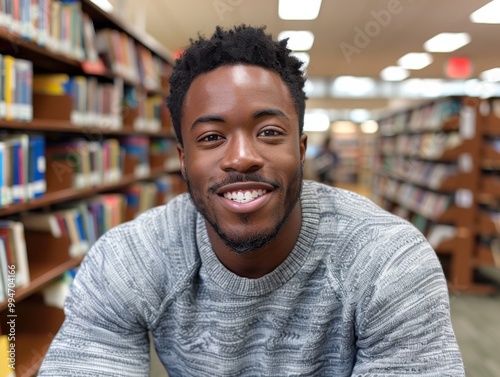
[
  {"left": 0, "top": 55, "right": 33, "bottom": 122},
  {"left": 121, "top": 136, "right": 150, "bottom": 178},
  {"left": 33, "top": 74, "right": 123, "bottom": 129},
  {"left": 45, "top": 138, "right": 123, "bottom": 191},
  {"left": 0, "top": 220, "right": 30, "bottom": 301},
  {"left": 0, "top": 134, "right": 46, "bottom": 208},
  {"left": 20, "top": 193, "right": 127, "bottom": 257}
]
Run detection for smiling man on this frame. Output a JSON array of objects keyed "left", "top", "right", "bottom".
[{"left": 39, "top": 25, "right": 465, "bottom": 376}]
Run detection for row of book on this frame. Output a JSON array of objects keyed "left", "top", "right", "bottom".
[
  {"left": 0, "top": 133, "right": 45, "bottom": 207},
  {"left": 379, "top": 132, "right": 463, "bottom": 160},
  {"left": 0, "top": 54, "right": 33, "bottom": 122},
  {"left": 42, "top": 267, "right": 77, "bottom": 308},
  {"left": 375, "top": 176, "right": 453, "bottom": 220},
  {"left": 0, "top": 172, "right": 185, "bottom": 302},
  {"left": 34, "top": 74, "right": 123, "bottom": 129},
  {"left": 95, "top": 28, "right": 170, "bottom": 91},
  {"left": 0, "top": 220, "right": 29, "bottom": 302},
  {"left": 0, "top": 0, "right": 86, "bottom": 61},
  {"left": 378, "top": 157, "right": 458, "bottom": 190},
  {"left": 379, "top": 98, "right": 462, "bottom": 135},
  {"left": 32, "top": 73, "right": 170, "bottom": 131},
  {"left": 123, "top": 88, "right": 167, "bottom": 132},
  {"left": 0, "top": 133, "right": 179, "bottom": 209}
]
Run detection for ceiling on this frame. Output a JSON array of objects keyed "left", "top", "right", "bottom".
[{"left": 109, "top": 0, "right": 499, "bottom": 117}]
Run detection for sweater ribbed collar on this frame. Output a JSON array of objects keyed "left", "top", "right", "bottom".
[{"left": 196, "top": 181, "right": 320, "bottom": 297}]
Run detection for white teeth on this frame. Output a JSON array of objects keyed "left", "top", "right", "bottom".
[{"left": 223, "top": 189, "right": 267, "bottom": 203}]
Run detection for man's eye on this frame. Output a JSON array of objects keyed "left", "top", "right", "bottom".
[
  {"left": 202, "top": 134, "right": 222, "bottom": 142},
  {"left": 260, "top": 129, "right": 281, "bottom": 137}
]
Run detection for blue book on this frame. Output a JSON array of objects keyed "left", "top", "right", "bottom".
[{"left": 29, "top": 135, "right": 46, "bottom": 198}]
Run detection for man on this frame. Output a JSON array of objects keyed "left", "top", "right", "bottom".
[{"left": 39, "top": 25, "right": 465, "bottom": 376}]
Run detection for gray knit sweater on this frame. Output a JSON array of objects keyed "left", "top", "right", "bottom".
[{"left": 39, "top": 181, "right": 465, "bottom": 376}]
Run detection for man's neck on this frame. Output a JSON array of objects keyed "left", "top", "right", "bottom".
[{"left": 206, "top": 203, "right": 302, "bottom": 279}]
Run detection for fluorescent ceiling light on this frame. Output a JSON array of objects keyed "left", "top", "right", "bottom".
[
  {"left": 399, "top": 79, "right": 443, "bottom": 98},
  {"left": 380, "top": 66, "right": 409, "bottom": 81},
  {"left": 304, "top": 78, "right": 328, "bottom": 98},
  {"left": 424, "top": 33, "right": 471, "bottom": 53},
  {"left": 278, "top": 31, "right": 315, "bottom": 51},
  {"left": 397, "top": 52, "right": 433, "bottom": 70},
  {"left": 350, "top": 109, "right": 371, "bottom": 123},
  {"left": 332, "top": 121, "right": 357, "bottom": 134},
  {"left": 304, "top": 111, "right": 330, "bottom": 132},
  {"left": 332, "top": 76, "right": 376, "bottom": 96},
  {"left": 90, "top": 0, "right": 113, "bottom": 12},
  {"left": 480, "top": 67, "right": 500, "bottom": 82},
  {"left": 290, "top": 52, "right": 310, "bottom": 70},
  {"left": 361, "top": 120, "right": 379, "bottom": 134},
  {"left": 470, "top": 0, "right": 500, "bottom": 23},
  {"left": 279, "top": 0, "right": 322, "bottom": 20}
]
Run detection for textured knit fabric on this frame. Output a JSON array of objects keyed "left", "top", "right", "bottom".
[{"left": 38, "top": 181, "right": 465, "bottom": 376}]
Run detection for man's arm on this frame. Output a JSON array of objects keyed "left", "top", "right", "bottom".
[
  {"left": 351, "top": 225, "right": 465, "bottom": 377},
  {"left": 38, "top": 228, "right": 151, "bottom": 376}
]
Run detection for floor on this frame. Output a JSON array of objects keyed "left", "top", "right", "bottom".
[{"left": 150, "top": 182, "right": 500, "bottom": 376}]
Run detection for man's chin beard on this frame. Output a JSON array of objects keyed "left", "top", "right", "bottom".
[
  {"left": 209, "top": 217, "right": 290, "bottom": 255},
  {"left": 185, "top": 167, "right": 303, "bottom": 255}
]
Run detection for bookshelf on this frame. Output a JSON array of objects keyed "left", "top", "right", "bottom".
[
  {"left": 477, "top": 98, "right": 500, "bottom": 272},
  {"left": 374, "top": 96, "right": 497, "bottom": 294},
  {"left": 0, "top": 1, "right": 183, "bottom": 375}
]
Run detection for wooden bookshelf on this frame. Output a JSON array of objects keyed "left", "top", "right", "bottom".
[
  {"left": 476, "top": 98, "right": 500, "bottom": 278},
  {"left": 0, "top": 119, "right": 176, "bottom": 137},
  {"left": 0, "top": 1, "right": 181, "bottom": 373},
  {"left": 374, "top": 96, "right": 496, "bottom": 293},
  {"left": 0, "top": 167, "right": 171, "bottom": 217}
]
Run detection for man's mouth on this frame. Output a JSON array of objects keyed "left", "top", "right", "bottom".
[{"left": 222, "top": 189, "right": 267, "bottom": 204}]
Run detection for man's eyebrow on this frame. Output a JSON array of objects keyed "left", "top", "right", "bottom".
[
  {"left": 253, "top": 109, "right": 288, "bottom": 119},
  {"left": 191, "top": 115, "right": 225, "bottom": 130},
  {"left": 191, "top": 109, "right": 288, "bottom": 130}
]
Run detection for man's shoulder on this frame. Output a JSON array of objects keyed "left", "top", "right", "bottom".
[{"left": 305, "top": 181, "right": 429, "bottom": 271}]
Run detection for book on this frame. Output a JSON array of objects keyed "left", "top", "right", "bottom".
[{"left": 0, "top": 334, "right": 16, "bottom": 376}]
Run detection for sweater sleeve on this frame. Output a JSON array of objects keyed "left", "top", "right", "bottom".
[
  {"left": 38, "top": 226, "right": 151, "bottom": 376},
  {"left": 350, "top": 223, "right": 465, "bottom": 377}
]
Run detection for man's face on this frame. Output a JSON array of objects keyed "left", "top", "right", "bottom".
[{"left": 178, "top": 64, "right": 307, "bottom": 254}]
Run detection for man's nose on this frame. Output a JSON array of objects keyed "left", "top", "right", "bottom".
[{"left": 219, "top": 134, "right": 264, "bottom": 173}]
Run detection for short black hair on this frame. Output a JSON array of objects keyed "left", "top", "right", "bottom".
[{"left": 167, "top": 25, "right": 307, "bottom": 145}]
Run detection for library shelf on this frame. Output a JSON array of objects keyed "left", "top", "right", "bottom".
[
  {"left": 481, "top": 176, "right": 500, "bottom": 198},
  {"left": 475, "top": 245, "right": 498, "bottom": 267},
  {"left": 0, "top": 254, "right": 83, "bottom": 312},
  {"left": 0, "top": 119, "right": 176, "bottom": 138},
  {"left": 375, "top": 96, "right": 499, "bottom": 293},
  {"left": 482, "top": 147, "right": 500, "bottom": 168},
  {"left": 0, "top": 167, "right": 171, "bottom": 217},
  {"left": 380, "top": 171, "right": 476, "bottom": 192},
  {"left": 0, "top": 28, "right": 81, "bottom": 74},
  {"left": 477, "top": 212, "right": 500, "bottom": 236},
  {"left": 483, "top": 125, "right": 500, "bottom": 137},
  {"left": 432, "top": 139, "right": 476, "bottom": 162},
  {"left": 483, "top": 112, "right": 500, "bottom": 137},
  {"left": 80, "top": 0, "right": 173, "bottom": 65},
  {"left": 0, "top": 0, "right": 182, "bottom": 373}
]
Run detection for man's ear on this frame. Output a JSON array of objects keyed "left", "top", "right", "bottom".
[
  {"left": 176, "top": 143, "right": 187, "bottom": 180},
  {"left": 300, "top": 133, "right": 308, "bottom": 166}
]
